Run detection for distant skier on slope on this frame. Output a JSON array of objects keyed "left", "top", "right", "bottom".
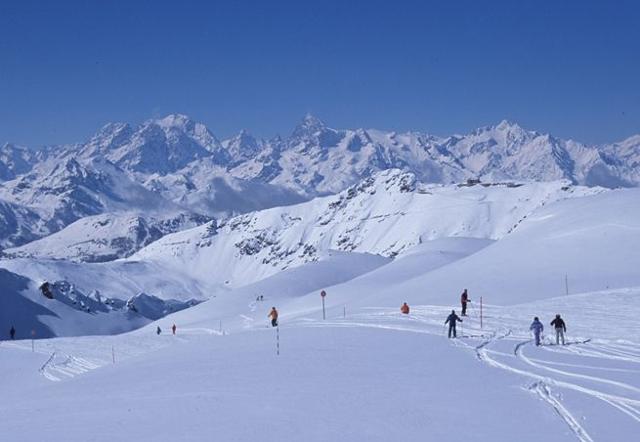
[
  {"left": 172, "top": 324, "right": 177, "bottom": 335},
  {"left": 156, "top": 326, "right": 162, "bottom": 335},
  {"left": 401, "top": 302, "right": 410, "bottom": 314},
  {"left": 9, "top": 326, "right": 16, "bottom": 340},
  {"left": 460, "top": 289, "right": 470, "bottom": 316},
  {"left": 529, "top": 317, "right": 544, "bottom": 346},
  {"left": 268, "top": 307, "right": 279, "bottom": 327},
  {"left": 550, "top": 314, "right": 566, "bottom": 345},
  {"left": 445, "top": 310, "right": 462, "bottom": 338}
]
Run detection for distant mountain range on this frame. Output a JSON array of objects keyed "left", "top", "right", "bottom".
[{"left": 0, "top": 114, "right": 637, "bottom": 250}]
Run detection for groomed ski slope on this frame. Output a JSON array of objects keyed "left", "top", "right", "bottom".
[{"left": 1, "top": 286, "right": 639, "bottom": 442}]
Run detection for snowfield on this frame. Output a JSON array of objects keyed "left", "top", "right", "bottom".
[
  {"left": 1, "top": 168, "right": 639, "bottom": 441},
  {"left": 2, "top": 286, "right": 639, "bottom": 441}
]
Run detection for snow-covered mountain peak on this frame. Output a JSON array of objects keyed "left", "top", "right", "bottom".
[
  {"left": 154, "top": 113, "right": 194, "bottom": 129},
  {"left": 472, "top": 119, "right": 536, "bottom": 144},
  {"left": 291, "top": 113, "right": 330, "bottom": 139},
  {"left": 222, "top": 130, "right": 262, "bottom": 163}
]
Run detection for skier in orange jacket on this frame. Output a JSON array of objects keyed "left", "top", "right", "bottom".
[
  {"left": 268, "top": 307, "right": 279, "bottom": 327},
  {"left": 400, "top": 303, "right": 410, "bottom": 314}
]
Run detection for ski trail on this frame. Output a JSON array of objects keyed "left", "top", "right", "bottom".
[
  {"left": 526, "top": 357, "right": 640, "bottom": 374},
  {"left": 471, "top": 333, "right": 594, "bottom": 441},
  {"left": 556, "top": 343, "right": 640, "bottom": 364},
  {"left": 529, "top": 381, "right": 594, "bottom": 442},
  {"left": 39, "top": 352, "right": 101, "bottom": 382},
  {"left": 517, "top": 342, "right": 640, "bottom": 395},
  {"left": 471, "top": 336, "right": 640, "bottom": 430}
]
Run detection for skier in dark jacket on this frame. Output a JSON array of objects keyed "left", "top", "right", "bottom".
[
  {"left": 156, "top": 326, "right": 162, "bottom": 335},
  {"left": 9, "top": 326, "right": 16, "bottom": 340},
  {"left": 445, "top": 310, "right": 462, "bottom": 338},
  {"left": 460, "top": 289, "right": 470, "bottom": 316},
  {"left": 550, "top": 314, "right": 566, "bottom": 345},
  {"left": 529, "top": 317, "right": 544, "bottom": 346}
]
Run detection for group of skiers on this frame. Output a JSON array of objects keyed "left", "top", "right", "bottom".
[
  {"left": 156, "top": 324, "right": 177, "bottom": 335},
  {"left": 398, "top": 289, "right": 570, "bottom": 346},
  {"left": 530, "top": 314, "right": 567, "bottom": 346},
  {"left": 7, "top": 287, "right": 569, "bottom": 347}
]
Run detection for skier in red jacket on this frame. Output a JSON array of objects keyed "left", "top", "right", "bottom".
[{"left": 460, "top": 289, "right": 470, "bottom": 316}]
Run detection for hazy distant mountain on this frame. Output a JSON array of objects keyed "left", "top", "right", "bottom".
[{"left": 0, "top": 113, "right": 636, "bottom": 250}]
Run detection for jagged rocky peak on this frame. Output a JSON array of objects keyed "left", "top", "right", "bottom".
[
  {"left": 338, "top": 169, "right": 417, "bottom": 203},
  {"left": 223, "top": 129, "right": 262, "bottom": 159},
  {"left": 291, "top": 113, "right": 329, "bottom": 138}
]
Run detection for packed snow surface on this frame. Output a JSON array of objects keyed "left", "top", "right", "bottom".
[{"left": 1, "top": 167, "right": 639, "bottom": 440}]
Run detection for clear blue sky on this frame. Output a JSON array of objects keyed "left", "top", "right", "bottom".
[{"left": 1, "top": 0, "right": 638, "bottom": 146}]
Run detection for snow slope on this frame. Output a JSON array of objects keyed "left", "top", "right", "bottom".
[
  {"left": 2, "top": 283, "right": 638, "bottom": 441},
  {"left": 131, "top": 170, "right": 601, "bottom": 288},
  {"left": 0, "top": 268, "right": 197, "bottom": 339},
  {"left": 4, "top": 211, "right": 209, "bottom": 262},
  {"left": 1, "top": 168, "right": 639, "bottom": 440}
]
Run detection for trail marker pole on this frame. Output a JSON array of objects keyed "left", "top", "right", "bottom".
[
  {"left": 112, "top": 345, "right": 115, "bottom": 364},
  {"left": 219, "top": 320, "right": 222, "bottom": 334},
  {"left": 480, "top": 296, "right": 483, "bottom": 329},
  {"left": 343, "top": 305, "right": 346, "bottom": 319},
  {"left": 321, "top": 290, "right": 327, "bottom": 320},
  {"left": 565, "top": 275, "right": 569, "bottom": 295},
  {"left": 276, "top": 326, "right": 280, "bottom": 356}
]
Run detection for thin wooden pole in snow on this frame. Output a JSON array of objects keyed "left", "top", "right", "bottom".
[
  {"left": 343, "top": 305, "right": 346, "bottom": 319},
  {"left": 565, "top": 275, "right": 569, "bottom": 295},
  {"left": 276, "top": 326, "right": 280, "bottom": 356},
  {"left": 112, "top": 345, "right": 115, "bottom": 364}
]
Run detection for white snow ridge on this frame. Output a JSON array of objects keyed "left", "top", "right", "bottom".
[{"left": 1, "top": 115, "right": 639, "bottom": 441}]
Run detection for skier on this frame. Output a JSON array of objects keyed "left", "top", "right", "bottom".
[
  {"left": 550, "top": 314, "right": 566, "bottom": 345},
  {"left": 529, "top": 317, "right": 544, "bottom": 346},
  {"left": 268, "top": 307, "right": 279, "bottom": 327},
  {"left": 9, "top": 325, "right": 15, "bottom": 340},
  {"left": 156, "top": 326, "right": 162, "bottom": 335},
  {"left": 400, "top": 302, "right": 410, "bottom": 314},
  {"left": 445, "top": 310, "right": 462, "bottom": 338},
  {"left": 172, "top": 324, "right": 177, "bottom": 335},
  {"left": 460, "top": 289, "right": 470, "bottom": 316}
]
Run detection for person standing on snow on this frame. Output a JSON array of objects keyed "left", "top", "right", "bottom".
[
  {"left": 529, "top": 317, "right": 544, "bottom": 346},
  {"left": 401, "top": 302, "right": 410, "bottom": 314},
  {"left": 550, "top": 314, "right": 566, "bottom": 345},
  {"left": 268, "top": 307, "right": 279, "bottom": 327},
  {"left": 156, "top": 326, "right": 162, "bottom": 335},
  {"left": 9, "top": 326, "right": 16, "bottom": 340},
  {"left": 172, "top": 324, "right": 177, "bottom": 335},
  {"left": 445, "top": 310, "right": 462, "bottom": 338},
  {"left": 460, "top": 289, "right": 470, "bottom": 316}
]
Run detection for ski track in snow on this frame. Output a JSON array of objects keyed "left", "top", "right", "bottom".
[
  {"left": 4, "top": 301, "right": 639, "bottom": 440},
  {"left": 286, "top": 305, "right": 640, "bottom": 440}
]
